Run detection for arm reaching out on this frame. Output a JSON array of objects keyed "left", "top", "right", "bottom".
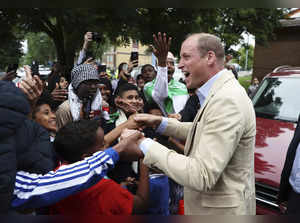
[
  {"left": 12, "top": 148, "right": 119, "bottom": 209},
  {"left": 13, "top": 132, "right": 145, "bottom": 209}
]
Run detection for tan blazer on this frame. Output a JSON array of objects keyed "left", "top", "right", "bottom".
[{"left": 143, "top": 70, "right": 256, "bottom": 215}]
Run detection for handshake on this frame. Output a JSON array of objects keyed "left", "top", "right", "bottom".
[{"left": 113, "top": 114, "right": 163, "bottom": 161}]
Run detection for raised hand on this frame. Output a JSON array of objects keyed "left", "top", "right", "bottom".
[
  {"left": 115, "top": 97, "right": 139, "bottom": 114},
  {"left": 151, "top": 32, "right": 172, "bottom": 67},
  {"left": 83, "top": 31, "right": 93, "bottom": 50},
  {"left": 51, "top": 83, "right": 68, "bottom": 102},
  {"left": 19, "top": 65, "right": 43, "bottom": 104},
  {"left": 0, "top": 71, "right": 17, "bottom": 81},
  {"left": 128, "top": 60, "right": 138, "bottom": 73},
  {"left": 84, "top": 57, "right": 95, "bottom": 65}
]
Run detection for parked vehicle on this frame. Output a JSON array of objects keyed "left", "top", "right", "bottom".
[{"left": 252, "top": 65, "right": 300, "bottom": 214}]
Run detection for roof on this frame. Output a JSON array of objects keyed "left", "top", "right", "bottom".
[{"left": 267, "top": 65, "right": 300, "bottom": 78}]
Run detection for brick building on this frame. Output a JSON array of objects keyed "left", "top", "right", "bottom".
[
  {"left": 253, "top": 10, "right": 300, "bottom": 81},
  {"left": 102, "top": 39, "right": 152, "bottom": 72}
]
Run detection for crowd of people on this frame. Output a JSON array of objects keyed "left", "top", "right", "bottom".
[
  {"left": 1, "top": 30, "right": 298, "bottom": 216},
  {"left": 0, "top": 32, "right": 195, "bottom": 215}
]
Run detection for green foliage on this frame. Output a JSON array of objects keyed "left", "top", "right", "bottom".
[
  {"left": 214, "top": 8, "right": 284, "bottom": 52},
  {"left": 232, "top": 44, "right": 254, "bottom": 70},
  {"left": 88, "top": 37, "right": 112, "bottom": 62},
  {"left": 131, "top": 8, "right": 284, "bottom": 56},
  {"left": 238, "top": 75, "right": 252, "bottom": 91},
  {"left": 0, "top": 8, "right": 285, "bottom": 76},
  {"left": 21, "top": 32, "right": 56, "bottom": 66},
  {"left": 0, "top": 9, "right": 23, "bottom": 70}
]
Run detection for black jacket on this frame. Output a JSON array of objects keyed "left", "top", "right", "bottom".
[
  {"left": 0, "top": 81, "right": 57, "bottom": 213},
  {"left": 278, "top": 115, "right": 300, "bottom": 203}
]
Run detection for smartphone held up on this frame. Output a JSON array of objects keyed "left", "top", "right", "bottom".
[{"left": 130, "top": 52, "right": 139, "bottom": 68}]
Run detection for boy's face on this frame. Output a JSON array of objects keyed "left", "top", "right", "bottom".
[
  {"left": 116, "top": 90, "right": 141, "bottom": 115},
  {"left": 137, "top": 78, "right": 145, "bottom": 89},
  {"left": 98, "top": 83, "right": 111, "bottom": 102},
  {"left": 142, "top": 66, "right": 156, "bottom": 83}
]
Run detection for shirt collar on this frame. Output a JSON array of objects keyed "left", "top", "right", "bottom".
[{"left": 196, "top": 69, "right": 226, "bottom": 106}]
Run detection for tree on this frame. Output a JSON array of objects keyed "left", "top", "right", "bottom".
[
  {"left": 0, "top": 9, "right": 23, "bottom": 70},
  {"left": 4, "top": 8, "right": 142, "bottom": 75},
  {"left": 232, "top": 44, "right": 254, "bottom": 70},
  {"left": 1, "top": 8, "right": 285, "bottom": 77},
  {"left": 132, "top": 8, "right": 284, "bottom": 56},
  {"left": 21, "top": 32, "right": 56, "bottom": 66}
]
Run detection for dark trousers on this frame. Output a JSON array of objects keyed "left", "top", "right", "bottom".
[{"left": 287, "top": 189, "right": 300, "bottom": 214}]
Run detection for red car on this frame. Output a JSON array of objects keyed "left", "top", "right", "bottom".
[{"left": 252, "top": 66, "right": 300, "bottom": 214}]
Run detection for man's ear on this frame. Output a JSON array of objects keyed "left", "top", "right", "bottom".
[{"left": 207, "top": 51, "right": 216, "bottom": 66}]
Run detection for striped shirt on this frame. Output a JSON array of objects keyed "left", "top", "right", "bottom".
[{"left": 12, "top": 148, "right": 119, "bottom": 209}]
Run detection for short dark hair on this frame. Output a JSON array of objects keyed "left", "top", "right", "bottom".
[
  {"left": 115, "top": 83, "right": 138, "bottom": 98},
  {"left": 136, "top": 74, "right": 143, "bottom": 81},
  {"left": 144, "top": 102, "right": 161, "bottom": 114},
  {"left": 99, "top": 77, "right": 113, "bottom": 93},
  {"left": 54, "top": 119, "right": 102, "bottom": 163},
  {"left": 32, "top": 91, "right": 55, "bottom": 119},
  {"left": 141, "top": 64, "right": 154, "bottom": 74}
]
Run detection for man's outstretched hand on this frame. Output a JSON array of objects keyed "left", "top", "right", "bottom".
[
  {"left": 134, "top": 113, "right": 163, "bottom": 130},
  {"left": 113, "top": 131, "right": 145, "bottom": 161}
]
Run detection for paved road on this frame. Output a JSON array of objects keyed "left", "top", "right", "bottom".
[{"left": 238, "top": 70, "right": 252, "bottom": 77}]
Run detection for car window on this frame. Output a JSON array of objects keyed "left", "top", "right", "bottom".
[{"left": 252, "top": 77, "right": 300, "bottom": 122}]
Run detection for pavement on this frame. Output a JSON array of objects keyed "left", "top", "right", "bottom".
[{"left": 238, "top": 70, "right": 252, "bottom": 77}]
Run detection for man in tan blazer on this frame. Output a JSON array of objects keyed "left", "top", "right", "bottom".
[{"left": 134, "top": 32, "right": 256, "bottom": 215}]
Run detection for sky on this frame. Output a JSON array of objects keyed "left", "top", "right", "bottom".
[{"left": 21, "top": 39, "right": 28, "bottom": 54}]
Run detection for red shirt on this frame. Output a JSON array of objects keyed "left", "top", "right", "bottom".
[{"left": 50, "top": 179, "right": 134, "bottom": 215}]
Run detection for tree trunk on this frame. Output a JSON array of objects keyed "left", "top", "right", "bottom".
[{"left": 64, "top": 48, "right": 76, "bottom": 81}]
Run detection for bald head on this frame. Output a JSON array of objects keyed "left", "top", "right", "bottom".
[{"left": 186, "top": 33, "right": 225, "bottom": 64}]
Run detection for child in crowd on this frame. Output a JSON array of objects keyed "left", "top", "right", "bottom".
[
  {"left": 143, "top": 102, "right": 184, "bottom": 215},
  {"left": 51, "top": 119, "right": 149, "bottom": 215},
  {"left": 101, "top": 83, "right": 144, "bottom": 186},
  {"left": 32, "top": 92, "right": 57, "bottom": 141}
]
